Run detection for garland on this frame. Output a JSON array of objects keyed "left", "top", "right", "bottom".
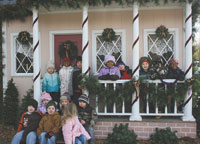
[
  {"left": 17, "top": 31, "right": 32, "bottom": 46},
  {"left": 58, "top": 40, "right": 78, "bottom": 60},
  {"left": 155, "top": 25, "right": 169, "bottom": 40},
  {"left": 101, "top": 28, "right": 117, "bottom": 42}
]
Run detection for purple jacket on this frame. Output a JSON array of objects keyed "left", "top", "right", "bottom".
[
  {"left": 37, "top": 103, "right": 47, "bottom": 114},
  {"left": 98, "top": 66, "right": 121, "bottom": 78}
]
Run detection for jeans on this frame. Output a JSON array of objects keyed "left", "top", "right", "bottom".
[
  {"left": 11, "top": 130, "right": 37, "bottom": 144},
  {"left": 38, "top": 132, "right": 56, "bottom": 144},
  {"left": 85, "top": 126, "right": 95, "bottom": 144},
  {"left": 75, "top": 134, "right": 86, "bottom": 144}
]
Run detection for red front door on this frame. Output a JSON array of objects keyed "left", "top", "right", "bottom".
[{"left": 54, "top": 34, "right": 82, "bottom": 71}]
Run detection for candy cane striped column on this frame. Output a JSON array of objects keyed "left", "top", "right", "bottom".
[
  {"left": 32, "top": 8, "right": 41, "bottom": 103},
  {"left": 130, "top": 3, "right": 142, "bottom": 121},
  {"left": 82, "top": 6, "right": 90, "bottom": 95},
  {"left": 182, "top": 2, "right": 195, "bottom": 121}
]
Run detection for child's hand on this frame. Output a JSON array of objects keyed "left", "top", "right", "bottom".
[
  {"left": 81, "top": 120, "right": 86, "bottom": 125},
  {"left": 45, "top": 131, "right": 54, "bottom": 138}
]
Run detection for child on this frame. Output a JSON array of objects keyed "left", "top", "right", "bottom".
[
  {"left": 42, "top": 60, "right": 60, "bottom": 104},
  {"left": 59, "top": 57, "right": 74, "bottom": 95},
  {"left": 167, "top": 58, "right": 185, "bottom": 81},
  {"left": 11, "top": 99, "right": 42, "bottom": 144},
  {"left": 59, "top": 93, "right": 71, "bottom": 116},
  {"left": 72, "top": 56, "right": 83, "bottom": 105},
  {"left": 98, "top": 55, "right": 121, "bottom": 80},
  {"left": 117, "top": 59, "right": 132, "bottom": 79},
  {"left": 38, "top": 92, "right": 52, "bottom": 114},
  {"left": 77, "top": 94, "right": 97, "bottom": 144},
  {"left": 37, "top": 101, "right": 61, "bottom": 144},
  {"left": 139, "top": 57, "right": 151, "bottom": 79},
  {"left": 62, "top": 103, "right": 91, "bottom": 144}
]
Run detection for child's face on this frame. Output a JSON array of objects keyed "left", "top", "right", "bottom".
[
  {"left": 170, "top": 63, "right": 178, "bottom": 70},
  {"left": 27, "top": 105, "right": 35, "bottom": 113},
  {"left": 47, "top": 67, "right": 54, "bottom": 74},
  {"left": 142, "top": 62, "right": 149, "bottom": 71},
  {"left": 106, "top": 61, "right": 114, "bottom": 68},
  {"left": 63, "top": 61, "right": 70, "bottom": 67},
  {"left": 118, "top": 65, "right": 125, "bottom": 71},
  {"left": 77, "top": 61, "right": 82, "bottom": 69},
  {"left": 79, "top": 101, "right": 86, "bottom": 108},
  {"left": 47, "top": 105, "right": 55, "bottom": 115},
  {"left": 42, "top": 99, "right": 49, "bottom": 105},
  {"left": 61, "top": 99, "right": 69, "bottom": 107}
]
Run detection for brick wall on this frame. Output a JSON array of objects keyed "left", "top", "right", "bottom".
[{"left": 94, "top": 121, "right": 196, "bottom": 140}]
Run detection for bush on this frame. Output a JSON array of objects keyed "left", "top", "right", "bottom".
[
  {"left": 3, "top": 79, "right": 19, "bottom": 126},
  {"left": 150, "top": 127, "right": 178, "bottom": 144},
  {"left": 106, "top": 123, "right": 137, "bottom": 144}
]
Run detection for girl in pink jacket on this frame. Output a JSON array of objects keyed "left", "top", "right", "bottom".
[{"left": 61, "top": 103, "right": 91, "bottom": 144}]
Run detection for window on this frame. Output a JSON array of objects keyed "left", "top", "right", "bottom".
[
  {"left": 92, "top": 30, "right": 126, "bottom": 74},
  {"left": 144, "top": 29, "right": 179, "bottom": 66},
  {"left": 11, "top": 33, "right": 33, "bottom": 76}
]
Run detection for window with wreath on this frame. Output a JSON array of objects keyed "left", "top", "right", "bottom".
[
  {"left": 94, "top": 30, "right": 124, "bottom": 74},
  {"left": 13, "top": 33, "right": 33, "bottom": 75}
]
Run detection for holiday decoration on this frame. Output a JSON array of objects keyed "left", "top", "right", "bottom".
[
  {"left": 155, "top": 25, "right": 169, "bottom": 39},
  {"left": 58, "top": 40, "right": 78, "bottom": 60},
  {"left": 17, "top": 31, "right": 32, "bottom": 46},
  {"left": 101, "top": 28, "right": 117, "bottom": 42}
]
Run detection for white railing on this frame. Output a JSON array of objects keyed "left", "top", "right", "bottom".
[{"left": 96, "top": 79, "right": 184, "bottom": 117}]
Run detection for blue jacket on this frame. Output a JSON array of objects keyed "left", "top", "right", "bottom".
[{"left": 42, "top": 72, "right": 60, "bottom": 92}]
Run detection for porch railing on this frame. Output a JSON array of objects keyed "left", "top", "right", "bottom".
[{"left": 96, "top": 79, "right": 184, "bottom": 117}]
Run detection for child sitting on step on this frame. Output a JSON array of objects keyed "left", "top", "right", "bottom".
[{"left": 37, "top": 92, "right": 52, "bottom": 114}]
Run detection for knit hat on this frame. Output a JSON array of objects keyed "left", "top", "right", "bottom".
[
  {"left": 169, "top": 58, "right": 178, "bottom": 65},
  {"left": 76, "top": 56, "right": 82, "bottom": 62},
  {"left": 46, "top": 60, "right": 55, "bottom": 70},
  {"left": 46, "top": 100, "right": 57, "bottom": 110},
  {"left": 78, "top": 94, "right": 89, "bottom": 104},
  {"left": 63, "top": 57, "right": 70, "bottom": 63},
  {"left": 104, "top": 55, "right": 116, "bottom": 64},
  {"left": 60, "top": 92, "right": 71, "bottom": 102},
  {"left": 27, "top": 99, "right": 38, "bottom": 110},
  {"left": 41, "top": 92, "right": 52, "bottom": 101},
  {"left": 139, "top": 57, "right": 150, "bottom": 65}
]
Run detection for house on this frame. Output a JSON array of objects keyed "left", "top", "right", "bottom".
[{"left": 1, "top": 0, "right": 197, "bottom": 140}]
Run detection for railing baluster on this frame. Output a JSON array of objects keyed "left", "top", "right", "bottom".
[
  {"left": 156, "top": 83, "right": 158, "bottom": 114},
  {"left": 147, "top": 83, "right": 149, "bottom": 114},
  {"left": 113, "top": 83, "right": 116, "bottom": 114},
  {"left": 105, "top": 83, "right": 107, "bottom": 113},
  {"left": 165, "top": 84, "right": 168, "bottom": 114}
]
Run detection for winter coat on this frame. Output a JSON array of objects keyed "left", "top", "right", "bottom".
[
  {"left": 59, "top": 66, "right": 74, "bottom": 95},
  {"left": 37, "top": 103, "right": 47, "bottom": 114},
  {"left": 62, "top": 116, "right": 91, "bottom": 144},
  {"left": 98, "top": 66, "right": 121, "bottom": 80},
  {"left": 37, "top": 112, "right": 61, "bottom": 136},
  {"left": 167, "top": 67, "right": 185, "bottom": 81},
  {"left": 72, "top": 66, "right": 82, "bottom": 95},
  {"left": 42, "top": 72, "right": 60, "bottom": 92},
  {"left": 77, "top": 105, "right": 97, "bottom": 127},
  {"left": 17, "top": 111, "right": 43, "bottom": 143}
]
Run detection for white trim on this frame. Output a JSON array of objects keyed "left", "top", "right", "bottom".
[
  {"left": 92, "top": 29, "right": 126, "bottom": 74},
  {"left": 143, "top": 28, "right": 179, "bottom": 60},
  {"left": 2, "top": 22, "right": 8, "bottom": 92},
  {"left": 10, "top": 33, "right": 37, "bottom": 77},
  {"left": 49, "top": 30, "right": 82, "bottom": 62}
]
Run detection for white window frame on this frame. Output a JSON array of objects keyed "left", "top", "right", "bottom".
[
  {"left": 143, "top": 28, "right": 179, "bottom": 61},
  {"left": 92, "top": 29, "right": 126, "bottom": 74},
  {"left": 11, "top": 33, "right": 36, "bottom": 77}
]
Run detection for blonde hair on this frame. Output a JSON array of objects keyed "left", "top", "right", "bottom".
[{"left": 61, "top": 103, "right": 77, "bottom": 126}]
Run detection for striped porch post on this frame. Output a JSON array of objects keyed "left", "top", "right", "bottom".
[
  {"left": 182, "top": 2, "right": 195, "bottom": 121},
  {"left": 129, "top": 3, "right": 142, "bottom": 121},
  {"left": 32, "top": 8, "right": 41, "bottom": 103}
]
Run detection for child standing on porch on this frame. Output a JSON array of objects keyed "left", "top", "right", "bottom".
[
  {"left": 62, "top": 103, "right": 91, "bottom": 144},
  {"left": 59, "top": 57, "right": 74, "bottom": 96},
  {"left": 42, "top": 60, "right": 60, "bottom": 104},
  {"left": 11, "top": 99, "right": 42, "bottom": 144}
]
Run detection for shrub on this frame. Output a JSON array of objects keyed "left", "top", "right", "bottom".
[
  {"left": 3, "top": 79, "right": 19, "bottom": 126},
  {"left": 150, "top": 127, "right": 178, "bottom": 144},
  {"left": 106, "top": 123, "right": 137, "bottom": 144}
]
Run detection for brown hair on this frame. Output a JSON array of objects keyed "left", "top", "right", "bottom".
[{"left": 61, "top": 103, "right": 77, "bottom": 126}]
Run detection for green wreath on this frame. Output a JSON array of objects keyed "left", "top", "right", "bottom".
[
  {"left": 155, "top": 25, "right": 169, "bottom": 40},
  {"left": 58, "top": 40, "right": 78, "bottom": 60},
  {"left": 17, "top": 31, "right": 32, "bottom": 46},
  {"left": 101, "top": 28, "right": 117, "bottom": 42}
]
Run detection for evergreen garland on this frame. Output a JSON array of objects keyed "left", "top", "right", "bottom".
[
  {"left": 101, "top": 28, "right": 117, "bottom": 42},
  {"left": 3, "top": 79, "right": 19, "bottom": 126},
  {"left": 17, "top": 31, "right": 32, "bottom": 46},
  {"left": 58, "top": 40, "right": 78, "bottom": 60}
]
